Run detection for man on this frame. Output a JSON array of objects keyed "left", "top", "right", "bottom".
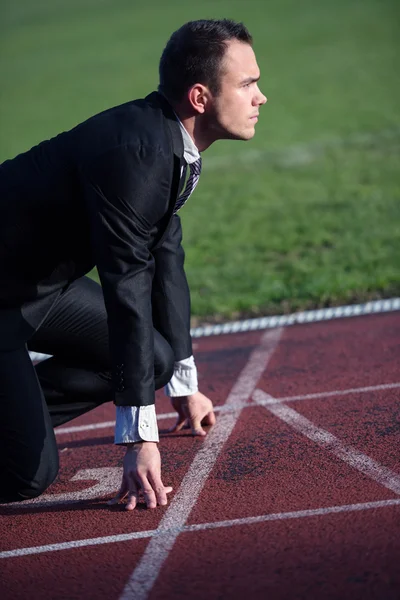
[{"left": 0, "top": 19, "right": 267, "bottom": 509}]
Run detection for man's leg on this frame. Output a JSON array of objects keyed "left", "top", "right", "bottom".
[
  {"left": 0, "top": 346, "right": 59, "bottom": 502},
  {"left": 29, "top": 276, "right": 174, "bottom": 427},
  {"left": 0, "top": 276, "right": 174, "bottom": 503}
]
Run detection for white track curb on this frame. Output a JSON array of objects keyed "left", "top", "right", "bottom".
[{"left": 190, "top": 297, "right": 400, "bottom": 337}]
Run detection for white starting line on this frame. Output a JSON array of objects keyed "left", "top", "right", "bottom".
[{"left": 2, "top": 497, "right": 399, "bottom": 559}]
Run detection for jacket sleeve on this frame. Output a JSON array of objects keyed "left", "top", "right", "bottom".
[
  {"left": 80, "top": 144, "right": 171, "bottom": 407},
  {"left": 151, "top": 214, "right": 192, "bottom": 361}
]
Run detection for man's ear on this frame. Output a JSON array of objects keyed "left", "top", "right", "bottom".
[{"left": 187, "top": 84, "right": 210, "bottom": 115}]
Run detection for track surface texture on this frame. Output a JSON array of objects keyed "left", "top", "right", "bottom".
[{"left": 1, "top": 312, "right": 399, "bottom": 600}]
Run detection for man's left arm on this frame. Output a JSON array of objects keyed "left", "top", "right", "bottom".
[{"left": 114, "top": 214, "right": 215, "bottom": 446}]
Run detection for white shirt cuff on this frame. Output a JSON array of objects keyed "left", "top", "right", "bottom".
[
  {"left": 164, "top": 355, "right": 198, "bottom": 397},
  {"left": 114, "top": 404, "right": 159, "bottom": 445}
]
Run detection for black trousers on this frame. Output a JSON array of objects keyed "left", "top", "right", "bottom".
[{"left": 0, "top": 276, "right": 174, "bottom": 503}]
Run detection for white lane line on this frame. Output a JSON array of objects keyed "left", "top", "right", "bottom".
[
  {"left": 2, "top": 498, "right": 399, "bottom": 559},
  {"left": 56, "top": 421, "right": 117, "bottom": 434},
  {"left": 119, "top": 327, "right": 284, "bottom": 600},
  {"left": 186, "top": 498, "right": 400, "bottom": 531},
  {"left": 254, "top": 390, "right": 400, "bottom": 495},
  {"left": 55, "top": 382, "right": 400, "bottom": 436},
  {"left": 269, "top": 382, "right": 400, "bottom": 404},
  {"left": 0, "top": 530, "right": 155, "bottom": 559}
]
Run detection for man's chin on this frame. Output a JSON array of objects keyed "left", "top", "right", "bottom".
[
  {"left": 227, "top": 129, "right": 256, "bottom": 142},
  {"left": 238, "top": 128, "right": 256, "bottom": 141},
  {"left": 215, "top": 125, "right": 256, "bottom": 142}
]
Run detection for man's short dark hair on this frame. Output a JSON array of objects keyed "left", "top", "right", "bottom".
[{"left": 158, "top": 19, "right": 253, "bottom": 102}]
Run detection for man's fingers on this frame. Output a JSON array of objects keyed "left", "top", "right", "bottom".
[
  {"left": 125, "top": 478, "right": 139, "bottom": 511},
  {"left": 148, "top": 474, "right": 173, "bottom": 507},
  {"left": 107, "top": 475, "right": 128, "bottom": 505},
  {"left": 167, "top": 416, "right": 188, "bottom": 433},
  {"left": 202, "top": 410, "right": 216, "bottom": 427},
  {"left": 190, "top": 408, "right": 216, "bottom": 436},
  {"left": 110, "top": 471, "right": 139, "bottom": 511},
  {"left": 171, "top": 398, "right": 187, "bottom": 420},
  {"left": 168, "top": 397, "right": 190, "bottom": 432},
  {"left": 139, "top": 475, "right": 158, "bottom": 509},
  {"left": 125, "top": 490, "right": 139, "bottom": 511},
  {"left": 189, "top": 415, "right": 207, "bottom": 437}
]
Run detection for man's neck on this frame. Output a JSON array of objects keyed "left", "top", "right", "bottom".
[{"left": 169, "top": 102, "right": 217, "bottom": 153}]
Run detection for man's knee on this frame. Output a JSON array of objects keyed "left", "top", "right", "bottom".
[
  {"left": 155, "top": 338, "right": 175, "bottom": 389},
  {"left": 0, "top": 454, "right": 59, "bottom": 503}
]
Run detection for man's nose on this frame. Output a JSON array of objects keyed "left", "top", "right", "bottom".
[
  {"left": 254, "top": 86, "right": 267, "bottom": 105},
  {"left": 259, "top": 91, "right": 267, "bottom": 105}
]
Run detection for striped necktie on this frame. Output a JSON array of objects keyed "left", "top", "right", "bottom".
[{"left": 174, "top": 157, "right": 202, "bottom": 214}]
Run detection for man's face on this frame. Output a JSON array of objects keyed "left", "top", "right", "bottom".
[{"left": 206, "top": 40, "right": 267, "bottom": 141}]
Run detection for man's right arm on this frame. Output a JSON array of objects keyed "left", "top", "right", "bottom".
[{"left": 81, "top": 144, "right": 174, "bottom": 509}]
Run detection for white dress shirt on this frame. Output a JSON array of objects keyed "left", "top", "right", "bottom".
[{"left": 114, "top": 118, "right": 200, "bottom": 445}]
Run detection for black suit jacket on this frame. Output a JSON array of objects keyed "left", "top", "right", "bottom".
[{"left": 0, "top": 92, "right": 193, "bottom": 406}]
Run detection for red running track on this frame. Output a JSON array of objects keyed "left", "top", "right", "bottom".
[{"left": 1, "top": 312, "right": 399, "bottom": 600}]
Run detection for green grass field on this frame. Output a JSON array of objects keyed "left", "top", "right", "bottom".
[{"left": 1, "top": 0, "right": 400, "bottom": 323}]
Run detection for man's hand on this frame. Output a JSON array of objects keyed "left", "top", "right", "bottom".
[
  {"left": 169, "top": 391, "right": 216, "bottom": 436},
  {"left": 108, "top": 442, "right": 173, "bottom": 510}
]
